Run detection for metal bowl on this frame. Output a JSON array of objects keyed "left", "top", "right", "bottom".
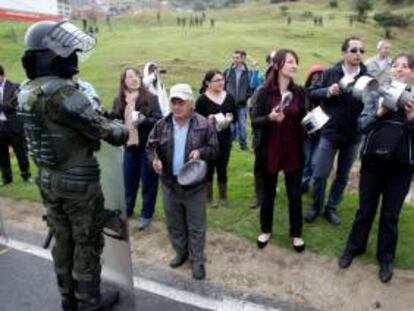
[{"left": 352, "top": 76, "right": 379, "bottom": 100}]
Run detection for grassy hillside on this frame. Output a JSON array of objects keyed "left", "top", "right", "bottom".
[{"left": 1, "top": 0, "right": 414, "bottom": 269}]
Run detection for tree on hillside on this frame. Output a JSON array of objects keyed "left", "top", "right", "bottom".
[
  {"left": 374, "top": 11, "right": 412, "bottom": 38},
  {"left": 352, "top": 0, "right": 372, "bottom": 23}
]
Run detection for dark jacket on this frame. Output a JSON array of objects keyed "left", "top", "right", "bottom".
[
  {"left": 308, "top": 62, "right": 367, "bottom": 144},
  {"left": 111, "top": 93, "right": 162, "bottom": 146},
  {"left": 146, "top": 112, "right": 218, "bottom": 189},
  {"left": 252, "top": 83, "right": 307, "bottom": 171},
  {"left": 0, "top": 80, "right": 23, "bottom": 134},
  {"left": 358, "top": 90, "right": 414, "bottom": 166},
  {"left": 224, "top": 63, "right": 252, "bottom": 105}
]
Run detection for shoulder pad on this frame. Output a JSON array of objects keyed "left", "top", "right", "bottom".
[{"left": 39, "top": 77, "right": 74, "bottom": 97}]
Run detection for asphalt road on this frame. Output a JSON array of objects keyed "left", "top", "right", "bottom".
[{"left": 0, "top": 244, "right": 210, "bottom": 311}]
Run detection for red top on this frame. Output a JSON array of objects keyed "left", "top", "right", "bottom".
[{"left": 266, "top": 90, "right": 302, "bottom": 174}]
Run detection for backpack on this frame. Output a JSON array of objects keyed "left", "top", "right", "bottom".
[{"left": 363, "top": 120, "right": 409, "bottom": 163}]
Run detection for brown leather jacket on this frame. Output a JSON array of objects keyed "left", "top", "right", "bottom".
[{"left": 146, "top": 112, "right": 218, "bottom": 189}]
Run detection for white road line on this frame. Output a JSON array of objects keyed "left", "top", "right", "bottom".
[{"left": 0, "top": 237, "right": 282, "bottom": 311}]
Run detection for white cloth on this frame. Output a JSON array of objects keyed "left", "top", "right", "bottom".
[
  {"left": 0, "top": 81, "right": 7, "bottom": 121},
  {"left": 143, "top": 62, "right": 170, "bottom": 116}
]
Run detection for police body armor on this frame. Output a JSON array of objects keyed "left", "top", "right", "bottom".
[{"left": 17, "top": 76, "right": 127, "bottom": 194}]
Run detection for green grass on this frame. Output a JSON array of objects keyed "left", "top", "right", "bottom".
[{"left": 1, "top": 0, "right": 414, "bottom": 270}]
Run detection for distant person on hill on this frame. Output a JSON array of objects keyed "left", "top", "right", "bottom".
[
  {"left": 365, "top": 40, "right": 392, "bottom": 85},
  {"left": 304, "top": 36, "right": 367, "bottom": 226},
  {"left": 196, "top": 69, "right": 237, "bottom": 208},
  {"left": 210, "top": 18, "right": 215, "bottom": 28},
  {"left": 253, "top": 49, "right": 307, "bottom": 252},
  {"left": 339, "top": 53, "right": 414, "bottom": 283},
  {"left": 224, "top": 50, "right": 252, "bottom": 151}
]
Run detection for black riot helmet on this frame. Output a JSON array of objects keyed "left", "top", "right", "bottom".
[
  {"left": 22, "top": 20, "right": 96, "bottom": 79},
  {"left": 24, "top": 20, "right": 96, "bottom": 58}
]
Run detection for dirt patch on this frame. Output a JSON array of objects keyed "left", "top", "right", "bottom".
[{"left": 1, "top": 197, "right": 414, "bottom": 311}]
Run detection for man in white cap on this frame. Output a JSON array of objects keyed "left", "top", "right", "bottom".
[
  {"left": 365, "top": 40, "right": 392, "bottom": 85},
  {"left": 146, "top": 83, "right": 218, "bottom": 280}
]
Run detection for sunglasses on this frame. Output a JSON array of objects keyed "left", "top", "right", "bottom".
[{"left": 348, "top": 48, "right": 365, "bottom": 54}]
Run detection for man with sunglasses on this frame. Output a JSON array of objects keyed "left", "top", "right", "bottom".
[{"left": 304, "top": 36, "right": 367, "bottom": 226}]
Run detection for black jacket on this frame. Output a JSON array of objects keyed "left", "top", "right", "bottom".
[
  {"left": 308, "top": 62, "right": 367, "bottom": 144},
  {"left": 358, "top": 90, "right": 414, "bottom": 167},
  {"left": 0, "top": 80, "right": 23, "bottom": 134},
  {"left": 111, "top": 93, "right": 162, "bottom": 147},
  {"left": 252, "top": 83, "right": 307, "bottom": 169}
]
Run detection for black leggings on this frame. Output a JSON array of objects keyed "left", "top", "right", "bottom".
[
  {"left": 207, "top": 134, "right": 232, "bottom": 183},
  {"left": 260, "top": 169, "right": 303, "bottom": 237}
]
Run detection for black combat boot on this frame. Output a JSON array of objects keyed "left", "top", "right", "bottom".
[
  {"left": 76, "top": 279, "right": 119, "bottom": 311},
  {"left": 57, "top": 274, "right": 77, "bottom": 311}
]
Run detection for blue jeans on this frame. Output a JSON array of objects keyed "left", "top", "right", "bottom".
[
  {"left": 309, "top": 136, "right": 359, "bottom": 212},
  {"left": 123, "top": 145, "right": 159, "bottom": 218},
  {"left": 231, "top": 106, "right": 248, "bottom": 149},
  {"left": 301, "top": 135, "right": 320, "bottom": 191}
]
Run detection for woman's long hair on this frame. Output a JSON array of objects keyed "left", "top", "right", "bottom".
[
  {"left": 199, "top": 69, "right": 223, "bottom": 94},
  {"left": 117, "top": 66, "right": 152, "bottom": 117},
  {"left": 264, "top": 49, "right": 299, "bottom": 91}
]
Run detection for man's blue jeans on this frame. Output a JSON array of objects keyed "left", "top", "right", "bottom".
[
  {"left": 301, "top": 135, "right": 320, "bottom": 192},
  {"left": 309, "top": 136, "right": 359, "bottom": 212},
  {"left": 231, "top": 106, "right": 248, "bottom": 150}
]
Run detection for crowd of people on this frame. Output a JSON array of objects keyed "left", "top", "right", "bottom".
[{"left": 3, "top": 18, "right": 414, "bottom": 310}]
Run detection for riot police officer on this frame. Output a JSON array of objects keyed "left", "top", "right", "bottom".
[{"left": 18, "top": 20, "right": 128, "bottom": 310}]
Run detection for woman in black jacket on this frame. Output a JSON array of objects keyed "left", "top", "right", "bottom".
[
  {"left": 252, "top": 49, "right": 307, "bottom": 252},
  {"left": 111, "top": 66, "right": 162, "bottom": 229},
  {"left": 339, "top": 53, "right": 414, "bottom": 283}
]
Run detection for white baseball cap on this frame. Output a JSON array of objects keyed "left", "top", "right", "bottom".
[{"left": 169, "top": 83, "right": 194, "bottom": 102}]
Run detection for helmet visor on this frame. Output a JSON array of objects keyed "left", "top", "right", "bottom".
[{"left": 42, "top": 21, "right": 96, "bottom": 61}]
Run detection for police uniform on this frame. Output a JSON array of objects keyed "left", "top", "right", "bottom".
[{"left": 18, "top": 21, "right": 128, "bottom": 311}]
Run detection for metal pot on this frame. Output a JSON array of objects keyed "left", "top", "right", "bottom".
[
  {"left": 352, "top": 76, "right": 379, "bottom": 100},
  {"left": 379, "top": 80, "right": 410, "bottom": 110},
  {"left": 301, "top": 106, "right": 330, "bottom": 135},
  {"left": 339, "top": 76, "right": 355, "bottom": 92},
  {"left": 177, "top": 160, "right": 207, "bottom": 187}
]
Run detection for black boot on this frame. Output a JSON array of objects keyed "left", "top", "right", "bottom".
[
  {"left": 218, "top": 182, "right": 228, "bottom": 207},
  {"left": 76, "top": 279, "right": 119, "bottom": 311},
  {"left": 206, "top": 182, "right": 217, "bottom": 208},
  {"left": 102, "top": 209, "right": 128, "bottom": 240},
  {"left": 57, "top": 274, "right": 77, "bottom": 311}
]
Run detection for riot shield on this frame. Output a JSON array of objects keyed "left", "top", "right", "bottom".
[{"left": 97, "top": 142, "right": 134, "bottom": 292}]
